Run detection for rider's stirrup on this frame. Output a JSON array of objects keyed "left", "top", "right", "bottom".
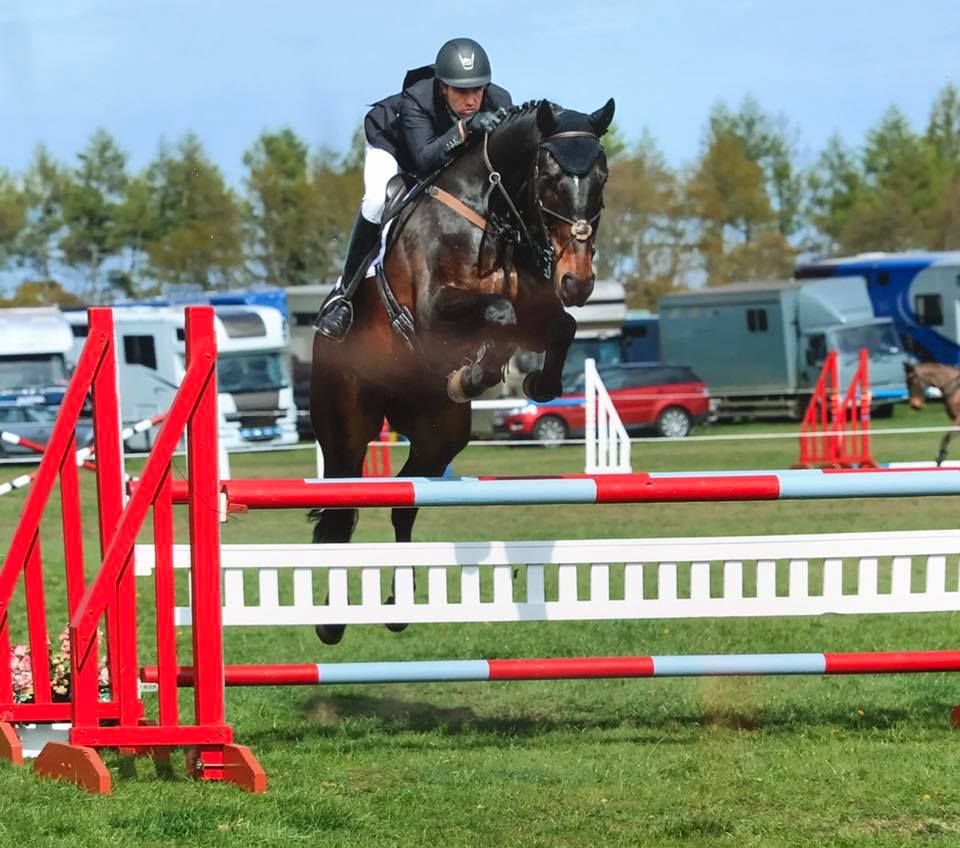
[{"left": 313, "top": 295, "right": 354, "bottom": 341}]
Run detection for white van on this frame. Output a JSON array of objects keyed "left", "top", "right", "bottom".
[
  {"left": 65, "top": 306, "right": 299, "bottom": 451},
  {"left": 0, "top": 307, "right": 74, "bottom": 398}
]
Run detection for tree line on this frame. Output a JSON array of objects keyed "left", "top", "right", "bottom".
[{"left": 1, "top": 83, "right": 958, "bottom": 308}]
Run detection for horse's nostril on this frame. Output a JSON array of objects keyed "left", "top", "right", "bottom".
[{"left": 560, "top": 274, "right": 594, "bottom": 307}]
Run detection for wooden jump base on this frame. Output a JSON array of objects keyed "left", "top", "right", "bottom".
[{"left": 4, "top": 305, "right": 960, "bottom": 796}]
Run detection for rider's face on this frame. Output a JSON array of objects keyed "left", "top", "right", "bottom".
[{"left": 441, "top": 84, "right": 485, "bottom": 118}]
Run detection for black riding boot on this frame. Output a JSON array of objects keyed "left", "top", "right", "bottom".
[{"left": 314, "top": 214, "right": 381, "bottom": 341}]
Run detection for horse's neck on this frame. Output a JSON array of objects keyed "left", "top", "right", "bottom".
[
  {"left": 922, "top": 364, "right": 960, "bottom": 390},
  {"left": 485, "top": 117, "right": 541, "bottom": 190}
]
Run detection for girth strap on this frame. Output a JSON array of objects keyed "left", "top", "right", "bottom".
[{"left": 427, "top": 185, "right": 488, "bottom": 231}]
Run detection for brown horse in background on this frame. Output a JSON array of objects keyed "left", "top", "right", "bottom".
[
  {"left": 904, "top": 362, "right": 960, "bottom": 465},
  {"left": 309, "top": 99, "right": 615, "bottom": 643}
]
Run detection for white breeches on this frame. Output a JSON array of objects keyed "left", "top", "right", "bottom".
[{"left": 360, "top": 144, "right": 399, "bottom": 224}]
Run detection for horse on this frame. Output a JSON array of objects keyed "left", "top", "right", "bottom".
[
  {"left": 904, "top": 361, "right": 960, "bottom": 465},
  {"left": 309, "top": 98, "right": 615, "bottom": 644}
]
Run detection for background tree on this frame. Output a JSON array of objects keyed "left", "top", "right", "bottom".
[
  {"left": 709, "top": 98, "right": 804, "bottom": 237},
  {"left": 244, "top": 128, "right": 334, "bottom": 286},
  {"left": 302, "top": 127, "right": 364, "bottom": 281},
  {"left": 596, "top": 133, "right": 691, "bottom": 308},
  {"left": 806, "top": 134, "right": 864, "bottom": 255},
  {"left": 141, "top": 134, "right": 247, "bottom": 289},
  {"left": 111, "top": 173, "right": 157, "bottom": 294},
  {"left": 924, "top": 83, "right": 960, "bottom": 249},
  {"left": 836, "top": 107, "right": 932, "bottom": 252},
  {"left": 686, "top": 128, "right": 787, "bottom": 283},
  {"left": 0, "top": 170, "right": 26, "bottom": 266},
  {"left": 2, "top": 279, "right": 82, "bottom": 307},
  {"left": 17, "top": 145, "right": 66, "bottom": 279},
  {"left": 686, "top": 100, "right": 800, "bottom": 284},
  {"left": 59, "top": 128, "right": 129, "bottom": 302}
]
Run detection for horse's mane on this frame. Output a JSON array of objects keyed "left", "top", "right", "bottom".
[
  {"left": 491, "top": 99, "right": 602, "bottom": 140},
  {"left": 484, "top": 100, "right": 551, "bottom": 139},
  {"left": 501, "top": 99, "right": 552, "bottom": 122}
]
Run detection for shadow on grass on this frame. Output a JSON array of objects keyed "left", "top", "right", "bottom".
[{"left": 242, "top": 689, "right": 960, "bottom": 749}]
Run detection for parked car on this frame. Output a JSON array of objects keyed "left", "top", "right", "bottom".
[
  {"left": 492, "top": 363, "right": 713, "bottom": 442},
  {"left": 0, "top": 401, "right": 94, "bottom": 457}
]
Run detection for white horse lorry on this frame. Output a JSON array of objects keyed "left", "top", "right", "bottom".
[
  {"left": 0, "top": 307, "right": 77, "bottom": 456},
  {"left": 64, "top": 305, "right": 299, "bottom": 451}
]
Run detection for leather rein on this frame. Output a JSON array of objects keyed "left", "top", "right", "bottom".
[{"left": 426, "top": 129, "right": 601, "bottom": 279}]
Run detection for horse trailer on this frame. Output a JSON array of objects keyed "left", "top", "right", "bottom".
[
  {"left": 796, "top": 251, "right": 960, "bottom": 365},
  {"left": 658, "top": 278, "right": 908, "bottom": 419}
]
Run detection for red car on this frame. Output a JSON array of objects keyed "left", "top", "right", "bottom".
[{"left": 492, "top": 363, "right": 713, "bottom": 441}]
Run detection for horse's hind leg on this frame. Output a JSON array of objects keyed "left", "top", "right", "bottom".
[
  {"left": 383, "top": 401, "right": 472, "bottom": 632},
  {"left": 429, "top": 287, "right": 517, "bottom": 402},
  {"left": 936, "top": 426, "right": 960, "bottom": 466},
  {"left": 309, "top": 354, "right": 384, "bottom": 643}
]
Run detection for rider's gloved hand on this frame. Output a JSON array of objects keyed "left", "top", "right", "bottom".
[{"left": 465, "top": 108, "right": 506, "bottom": 135}]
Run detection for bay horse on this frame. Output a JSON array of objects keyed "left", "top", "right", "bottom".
[
  {"left": 309, "top": 98, "right": 615, "bottom": 643},
  {"left": 904, "top": 362, "right": 960, "bottom": 465}
]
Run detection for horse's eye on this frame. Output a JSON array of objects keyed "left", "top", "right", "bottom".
[{"left": 591, "top": 246, "right": 597, "bottom": 257}]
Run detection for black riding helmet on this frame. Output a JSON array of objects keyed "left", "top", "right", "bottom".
[{"left": 435, "top": 38, "right": 491, "bottom": 88}]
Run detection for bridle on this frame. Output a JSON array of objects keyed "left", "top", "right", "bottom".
[
  {"left": 427, "top": 126, "right": 604, "bottom": 281},
  {"left": 529, "top": 130, "right": 603, "bottom": 280}
]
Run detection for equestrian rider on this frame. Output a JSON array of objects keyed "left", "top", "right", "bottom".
[{"left": 313, "top": 37, "right": 513, "bottom": 341}]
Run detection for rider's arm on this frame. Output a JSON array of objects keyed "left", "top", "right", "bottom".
[{"left": 401, "top": 96, "right": 465, "bottom": 175}]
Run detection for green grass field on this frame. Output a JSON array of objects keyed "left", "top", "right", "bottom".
[{"left": 2, "top": 406, "right": 960, "bottom": 847}]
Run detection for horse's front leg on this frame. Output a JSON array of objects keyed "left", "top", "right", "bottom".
[
  {"left": 522, "top": 311, "right": 577, "bottom": 403},
  {"left": 429, "top": 286, "right": 517, "bottom": 402}
]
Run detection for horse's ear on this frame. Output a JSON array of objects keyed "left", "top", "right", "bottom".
[
  {"left": 904, "top": 361, "right": 915, "bottom": 375},
  {"left": 536, "top": 100, "right": 558, "bottom": 136},
  {"left": 589, "top": 98, "right": 616, "bottom": 136}
]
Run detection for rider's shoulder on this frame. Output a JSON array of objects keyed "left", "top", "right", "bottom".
[{"left": 401, "top": 76, "right": 435, "bottom": 110}]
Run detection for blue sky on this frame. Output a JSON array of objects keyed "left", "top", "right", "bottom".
[{"left": 0, "top": 0, "right": 957, "bottom": 185}]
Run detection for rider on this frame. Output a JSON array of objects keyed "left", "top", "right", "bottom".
[{"left": 313, "top": 37, "right": 513, "bottom": 341}]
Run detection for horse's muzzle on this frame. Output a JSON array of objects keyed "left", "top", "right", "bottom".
[{"left": 559, "top": 273, "right": 594, "bottom": 308}]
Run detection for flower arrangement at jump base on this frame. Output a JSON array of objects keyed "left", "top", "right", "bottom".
[{"left": 9, "top": 628, "right": 110, "bottom": 704}]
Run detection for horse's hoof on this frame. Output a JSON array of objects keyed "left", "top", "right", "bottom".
[
  {"left": 315, "top": 624, "right": 346, "bottom": 645},
  {"left": 447, "top": 368, "right": 470, "bottom": 403},
  {"left": 523, "top": 371, "right": 559, "bottom": 403},
  {"left": 384, "top": 596, "right": 408, "bottom": 633}
]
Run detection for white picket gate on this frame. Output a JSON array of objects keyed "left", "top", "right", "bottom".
[{"left": 134, "top": 529, "right": 960, "bottom": 628}]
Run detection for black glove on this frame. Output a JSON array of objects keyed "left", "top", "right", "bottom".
[{"left": 465, "top": 108, "right": 506, "bottom": 135}]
